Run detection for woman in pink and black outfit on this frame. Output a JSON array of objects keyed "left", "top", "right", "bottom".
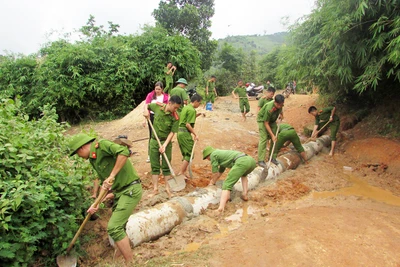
[{"left": 144, "top": 81, "right": 169, "bottom": 162}]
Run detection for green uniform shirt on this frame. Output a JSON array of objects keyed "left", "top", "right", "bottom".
[
  {"left": 257, "top": 100, "right": 282, "bottom": 123},
  {"left": 210, "top": 149, "right": 243, "bottom": 174},
  {"left": 170, "top": 86, "right": 189, "bottom": 112},
  {"left": 258, "top": 97, "right": 273, "bottom": 109},
  {"left": 207, "top": 80, "right": 216, "bottom": 93},
  {"left": 315, "top": 107, "right": 339, "bottom": 125},
  {"left": 89, "top": 140, "right": 139, "bottom": 192},
  {"left": 165, "top": 66, "right": 173, "bottom": 84},
  {"left": 179, "top": 103, "right": 196, "bottom": 128},
  {"left": 148, "top": 103, "right": 179, "bottom": 140},
  {"left": 233, "top": 86, "right": 247, "bottom": 98}
]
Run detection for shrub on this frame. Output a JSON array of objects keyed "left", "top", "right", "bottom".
[{"left": 0, "top": 99, "right": 93, "bottom": 266}]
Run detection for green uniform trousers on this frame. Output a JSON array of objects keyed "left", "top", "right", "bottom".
[
  {"left": 239, "top": 98, "right": 250, "bottom": 113},
  {"left": 207, "top": 93, "right": 216, "bottom": 103},
  {"left": 257, "top": 121, "right": 277, "bottom": 161},
  {"left": 222, "top": 156, "right": 256, "bottom": 191},
  {"left": 318, "top": 120, "right": 340, "bottom": 141},
  {"left": 164, "top": 80, "right": 173, "bottom": 94},
  {"left": 108, "top": 183, "right": 142, "bottom": 242},
  {"left": 177, "top": 131, "right": 194, "bottom": 162},
  {"left": 149, "top": 138, "right": 172, "bottom": 175},
  {"left": 272, "top": 129, "right": 305, "bottom": 159}
]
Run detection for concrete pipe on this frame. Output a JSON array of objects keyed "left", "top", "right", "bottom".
[
  {"left": 125, "top": 135, "right": 331, "bottom": 246},
  {"left": 125, "top": 198, "right": 191, "bottom": 246}
]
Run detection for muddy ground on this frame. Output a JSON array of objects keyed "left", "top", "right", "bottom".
[{"left": 68, "top": 92, "right": 400, "bottom": 266}]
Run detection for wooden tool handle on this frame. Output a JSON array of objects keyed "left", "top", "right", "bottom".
[{"left": 146, "top": 118, "right": 176, "bottom": 177}]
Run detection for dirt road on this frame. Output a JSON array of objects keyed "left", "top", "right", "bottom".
[{"left": 71, "top": 93, "right": 400, "bottom": 266}]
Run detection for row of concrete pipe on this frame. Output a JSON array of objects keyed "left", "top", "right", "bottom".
[{"left": 123, "top": 135, "right": 332, "bottom": 247}]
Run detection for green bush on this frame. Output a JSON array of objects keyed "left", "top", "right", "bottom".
[{"left": 0, "top": 99, "right": 94, "bottom": 266}]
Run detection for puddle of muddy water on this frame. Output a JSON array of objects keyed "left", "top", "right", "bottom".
[{"left": 313, "top": 173, "right": 400, "bottom": 207}]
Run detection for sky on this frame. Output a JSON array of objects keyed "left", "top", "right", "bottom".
[{"left": 0, "top": 0, "right": 316, "bottom": 55}]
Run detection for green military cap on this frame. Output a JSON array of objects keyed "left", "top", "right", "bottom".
[
  {"left": 202, "top": 146, "right": 215, "bottom": 160},
  {"left": 67, "top": 133, "right": 96, "bottom": 156},
  {"left": 176, "top": 78, "right": 188, "bottom": 85}
]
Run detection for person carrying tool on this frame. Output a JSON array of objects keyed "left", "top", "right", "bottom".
[
  {"left": 143, "top": 95, "right": 182, "bottom": 198},
  {"left": 269, "top": 123, "right": 308, "bottom": 165},
  {"left": 177, "top": 94, "right": 204, "bottom": 178},
  {"left": 164, "top": 62, "right": 176, "bottom": 94},
  {"left": 67, "top": 133, "right": 143, "bottom": 264},
  {"left": 257, "top": 94, "right": 285, "bottom": 167},
  {"left": 205, "top": 75, "right": 218, "bottom": 110},
  {"left": 257, "top": 86, "right": 276, "bottom": 112},
  {"left": 169, "top": 78, "right": 189, "bottom": 114},
  {"left": 232, "top": 79, "right": 250, "bottom": 121},
  {"left": 202, "top": 146, "right": 256, "bottom": 212},
  {"left": 308, "top": 106, "right": 340, "bottom": 156}
]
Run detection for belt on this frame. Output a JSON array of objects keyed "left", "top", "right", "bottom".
[
  {"left": 118, "top": 179, "right": 141, "bottom": 193},
  {"left": 233, "top": 153, "right": 247, "bottom": 163},
  {"left": 130, "top": 179, "right": 141, "bottom": 186},
  {"left": 178, "top": 127, "right": 189, "bottom": 132}
]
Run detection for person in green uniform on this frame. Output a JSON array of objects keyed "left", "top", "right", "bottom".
[
  {"left": 143, "top": 95, "right": 182, "bottom": 198},
  {"left": 164, "top": 62, "right": 176, "bottom": 94},
  {"left": 177, "top": 94, "right": 204, "bottom": 178},
  {"left": 232, "top": 79, "right": 250, "bottom": 121},
  {"left": 170, "top": 78, "right": 189, "bottom": 114},
  {"left": 269, "top": 123, "right": 308, "bottom": 165},
  {"left": 257, "top": 87, "right": 276, "bottom": 112},
  {"left": 257, "top": 94, "right": 285, "bottom": 167},
  {"left": 67, "top": 133, "right": 143, "bottom": 264},
  {"left": 308, "top": 106, "right": 340, "bottom": 156},
  {"left": 203, "top": 146, "right": 256, "bottom": 212},
  {"left": 205, "top": 75, "right": 218, "bottom": 109}
]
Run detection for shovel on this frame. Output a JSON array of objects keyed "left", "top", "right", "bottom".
[
  {"left": 56, "top": 185, "right": 111, "bottom": 267},
  {"left": 188, "top": 139, "right": 198, "bottom": 179},
  {"left": 147, "top": 118, "right": 186, "bottom": 192},
  {"left": 266, "top": 123, "right": 281, "bottom": 170},
  {"left": 305, "top": 120, "right": 330, "bottom": 143}
]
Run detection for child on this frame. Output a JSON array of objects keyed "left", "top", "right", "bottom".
[
  {"left": 143, "top": 95, "right": 182, "bottom": 197},
  {"left": 177, "top": 94, "right": 204, "bottom": 178},
  {"left": 232, "top": 79, "right": 250, "bottom": 121}
]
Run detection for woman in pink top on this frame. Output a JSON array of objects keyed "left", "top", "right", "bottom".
[{"left": 144, "top": 81, "right": 169, "bottom": 162}]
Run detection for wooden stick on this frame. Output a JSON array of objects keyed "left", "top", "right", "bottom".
[{"left": 147, "top": 118, "right": 177, "bottom": 182}]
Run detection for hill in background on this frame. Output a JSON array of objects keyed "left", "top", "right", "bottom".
[{"left": 216, "top": 32, "right": 288, "bottom": 56}]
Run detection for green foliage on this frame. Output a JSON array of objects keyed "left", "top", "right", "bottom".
[
  {"left": 0, "top": 99, "right": 94, "bottom": 266},
  {"left": 153, "top": 0, "right": 217, "bottom": 70},
  {"left": 280, "top": 0, "right": 400, "bottom": 102},
  {"left": 218, "top": 32, "right": 288, "bottom": 57},
  {"left": 217, "top": 43, "right": 244, "bottom": 73},
  {"left": 258, "top": 47, "right": 281, "bottom": 86},
  {"left": 0, "top": 18, "right": 201, "bottom": 123}
]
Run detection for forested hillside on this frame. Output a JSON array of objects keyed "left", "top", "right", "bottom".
[{"left": 217, "top": 32, "right": 288, "bottom": 56}]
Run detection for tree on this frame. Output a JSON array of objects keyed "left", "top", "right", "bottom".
[
  {"left": 79, "top": 15, "right": 120, "bottom": 41},
  {"left": 285, "top": 0, "right": 400, "bottom": 102},
  {"left": 153, "top": 0, "right": 217, "bottom": 70}
]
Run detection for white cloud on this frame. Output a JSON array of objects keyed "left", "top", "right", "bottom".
[{"left": 0, "top": 0, "right": 314, "bottom": 55}]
